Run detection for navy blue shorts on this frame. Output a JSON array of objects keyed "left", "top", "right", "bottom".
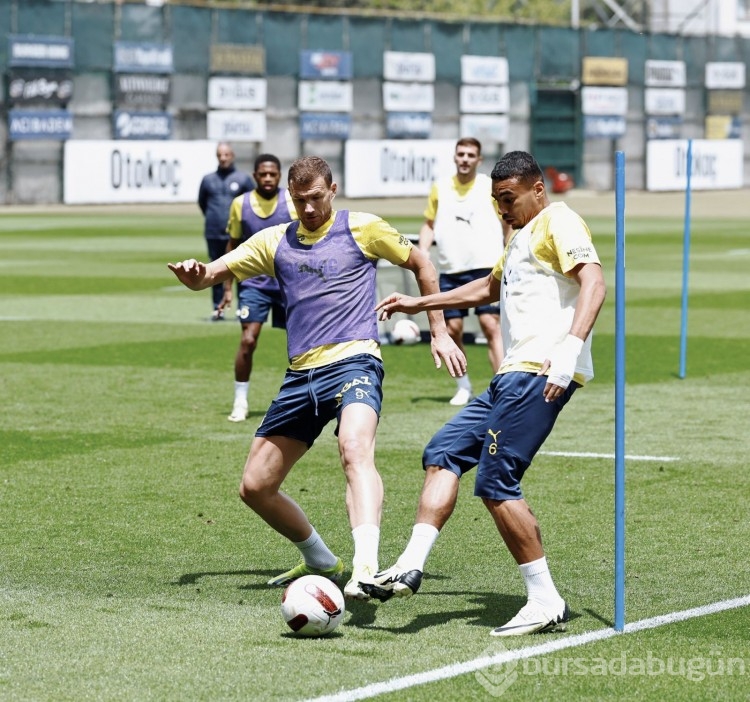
[
  {"left": 237, "top": 284, "right": 286, "bottom": 329},
  {"left": 422, "top": 372, "right": 578, "bottom": 501},
  {"left": 256, "top": 354, "right": 384, "bottom": 448},
  {"left": 439, "top": 269, "right": 499, "bottom": 320}
]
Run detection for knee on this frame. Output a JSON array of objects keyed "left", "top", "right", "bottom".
[
  {"left": 338, "top": 436, "right": 373, "bottom": 472},
  {"left": 239, "top": 474, "right": 269, "bottom": 506},
  {"left": 240, "top": 332, "right": 258, "bottom": 354}
]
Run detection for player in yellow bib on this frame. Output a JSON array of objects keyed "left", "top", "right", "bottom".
[{"left": 169, "top": 156, "right": 466, "bottom": 601}]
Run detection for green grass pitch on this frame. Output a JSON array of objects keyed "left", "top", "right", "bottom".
[{"left": 0, "top": 203, "right": 748, "bottom": 701}]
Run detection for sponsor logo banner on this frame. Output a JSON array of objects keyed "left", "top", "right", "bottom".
[
  {"left": 705, "top": 62, "right": 745, "bottom": 89},
  {"left": 113, "top": 111, "right": 172, "bottom": 140},
  {"left": 646, "top": 116, "right": 683, "bottom": 140},
  {"left": 459, "top": 114, "right": 509, "bottom": 144},
  {"left": 646, "top": 139, "right": 743, "bottom": 191},
  {"left": 64, "top": 140, "right": 216, "bottom": 203},
  {"left": 114, "top": 42, "right": 173, "bottom": 74},
  {"left": 386, "top": 112, "right": 432, "bottom": 139},
  {"left": 584, "top": 115, "right": 626, "bottom": 139},
  {"left": 9, "top": 109, "right": 72, "bottom": 140},
  {"left": 8, "top": 69, "right": 73, "bottom": 106},
  {"left": 344, "top": 139, "right": 455, "bottom": 197},
  {"left": 207, "top": 110, "right": 267, "bottom": 142},
  {"left": 210, "top": 44, "right": 265, "bottom": 75},
  {"left": 460, "top": 55, "right": 509, "bottom": 85},
  {"left": 383, "top": 51, "right": 435, "bottom": 82},
  {"left": 460, "top": 85, "right": 510, "bottom": 114},
  {"left": 8, "top": 35, "right": 74, "bottom": 68},
  {"left": 581, "top": 86, "right": 628, "bottom": 116},
  {"left": 382, "top": 82, "right": 434, "bottom": 112},
  {"left": 645, "top": 60, "right": 686, "bottom": 88},
  {"left": 582, "top": 57, "right": 628, "bottom": 86},
  {"left": 298, "top": 81, "right": 353, "bottom": 112},
  {"left": 299, "top": 51, "right": 353, "bottom": 80},
  {"left": 705, "top": 115, "right": 741, "bottom": 140},
  {"left": 644, "top": 88, "right": 686, "bottom": 116},
  {"left": 300, "top": 113, "right": 351, "bottom": 140},
  {"left": 706, "top": 90, "right": 743, "bottom": 115},
  {"left": 115, "top": 74, "right": 171, "bottom": 108},
  {"left": 208, "top": 77, "right": 267, "bottom": 110}
]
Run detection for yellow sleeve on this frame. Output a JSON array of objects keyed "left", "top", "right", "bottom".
[
  {"left": 224, "top": 225, "right": 284, "bottom": 279},
  {"left": 547, "top": 209, "right": 600, "bottom": 275},
  {"left": 227, "top": 195, "right": 244, "bottom": 240},
  {"left": 423, "top": 182, "right": 439, "bottom": 221},
  {"left": 349, "top": 212, "right": 412, "bottom": 265}
]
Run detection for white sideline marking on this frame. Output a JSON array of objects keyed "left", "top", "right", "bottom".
[
  {"left": 306, "top": 595, "right": 750, "bottom": 702},
  {"left": 539, "top": 450, "right": 679, "bottom": 462}
]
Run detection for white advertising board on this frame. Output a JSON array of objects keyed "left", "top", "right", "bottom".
[
  {"left": 459, "top": 114, "right": 509, "bottom": 144},
  {"left": 644, "top": 60, "right": 686, "bottom": 88},
  {"left": 298, "top": 81, "right": 353, "bottom": 112},
  {"left": 644, "top": 88, "right": 686, "bottom": 116},
  {"left": 344, "top": 139, "right": 456, "bottom": 198},
  {"left": 383, "top": 51, "right": 435, "bottom": 82},
  {"left": 460, "top": 55, "right": 509, "bottom": 85},
  {"left": 207, "top": 110, "right": 266, "bottom": 142},
  {"left": 705, "top": 62, "right": 746, "bottom": 89},
  {"left": 207, "top": 77, "right": 267, "bottom": 109},
  {"left": 646, "top": 139, "right": 743, "bottom": 191},
  {"left": 460, "top": 84, "right": 510, "bottom": 114},
  {"left": 382, "top": 82, "right": 434, "bottom": 112},
  {"left": 64, "top": 139, "right": 215, "bottom": 203},
  {"left": 581, "top": 86, "right": 628, "bottom": 116}
]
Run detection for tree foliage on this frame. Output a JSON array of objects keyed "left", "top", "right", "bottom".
[{"left": 247, "top": 0, "right": 573, "bottom": 25}]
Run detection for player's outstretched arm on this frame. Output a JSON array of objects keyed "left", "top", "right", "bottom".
[
  {"left": 396, "top": 248, "right": 467, "bottom": 378},
  {"left": 167, "top": 258, "right": 232, "bottom": 291}
]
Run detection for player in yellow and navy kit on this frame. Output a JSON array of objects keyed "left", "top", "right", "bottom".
[
  {"left": 367, "top": 151, "right": 607, "bottom": 638},
  {"left": 419, "top": 137, "right": 509, "bottom": 406},
  {"left": 168, "top": 156, "right": 466, "bottom": 602},
  {"left": 221, "top": 154, "right": 297, "bottom": 422}
]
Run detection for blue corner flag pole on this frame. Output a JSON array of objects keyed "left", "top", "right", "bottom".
[
  {"left": 614, "top": 151, "right": 626, "bottom": 632},
  {"left": 679, "top": 139, "right": 693, "bottom": 379}
]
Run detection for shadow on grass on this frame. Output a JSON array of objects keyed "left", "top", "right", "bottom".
[
  {"left": 175, "top": 569, "right": 278, "bottom": 588},
  {"left": 350, "top": 586, "right": 585, "bottom": 635}
]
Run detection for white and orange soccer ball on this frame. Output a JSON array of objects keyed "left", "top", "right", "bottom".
[
  {"left": 281, "top": 575, "right": 345, "bottom": 637},
  {"left": 390, "top": 319, "right": 421, "bottom": 346}
]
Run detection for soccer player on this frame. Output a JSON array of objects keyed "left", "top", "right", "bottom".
[
  {"left": 197, "top": 142, "right": 254, "bottom": 320},
  {"left": 365, "top": 151, "right": 606, "bottom": 636},
  {"left": 419, "top": 137, "right": 509, "bottom": 406},
  {"left": 168, "top": 156, "right": 466, "bottom": 600},
  {"left": 221, "top": 154, "right": 297, "bottom": 422}
]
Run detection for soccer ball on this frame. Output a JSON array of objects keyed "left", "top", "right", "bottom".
[
  {"left": 281, "top": 575, "right": 345, "bottom": 637},
  {"left": 390, "top": 319, "right": 421, "bottom": 346}
]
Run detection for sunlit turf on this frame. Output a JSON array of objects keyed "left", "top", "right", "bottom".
[{"left": 0, "top": 208, "right": 748, "bottom": 701}]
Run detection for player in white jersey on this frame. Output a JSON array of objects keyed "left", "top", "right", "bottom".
[
  {"left": 365, "top": 151, "right": 607, "bottom": 637},
  {"left": 419, "top": 138, "right": 509, "bottom": 406}
]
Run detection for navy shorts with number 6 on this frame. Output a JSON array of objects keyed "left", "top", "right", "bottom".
[
  {"left": 422, "top": 372, "right": 578, "bottom": 501},
  {"left": 256, "top": 353, "right": 384, "bottom": 448}
]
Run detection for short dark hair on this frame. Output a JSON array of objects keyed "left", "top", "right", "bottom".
[
  {"left": 254, "top": 153, "right": 281, "bottom": 172},
  {"left": 490, "top": 151, "right": 544, "bottom": 184},
  {"left": 456, "top": 137, "right": 482, "bottom": 155},
  {"left": 288, "top": 156, "right": 333, "bottom": 188}
]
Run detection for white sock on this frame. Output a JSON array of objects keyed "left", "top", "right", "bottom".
[
  {"left": 519, "top": 556, "right": 563, "bottom": 608},
  {"left": 456, "top": 374, "right": 472, "bottom": 392},
  {"left": 234, "top": 381, "right": 249, "bottom": 405},
  {"left": 398, "top": 523, "right": 439, "bottom": 572},
  {"left": 294, "top": 527, "right": 338, "bottom": 569},
  {"left": 351, "top": 523, "right": 380, "bottom": 572}
]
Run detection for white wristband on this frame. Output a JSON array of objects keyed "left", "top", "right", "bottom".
[{"left": 546, "top": 334, "right": 584, "bottom": 390}]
